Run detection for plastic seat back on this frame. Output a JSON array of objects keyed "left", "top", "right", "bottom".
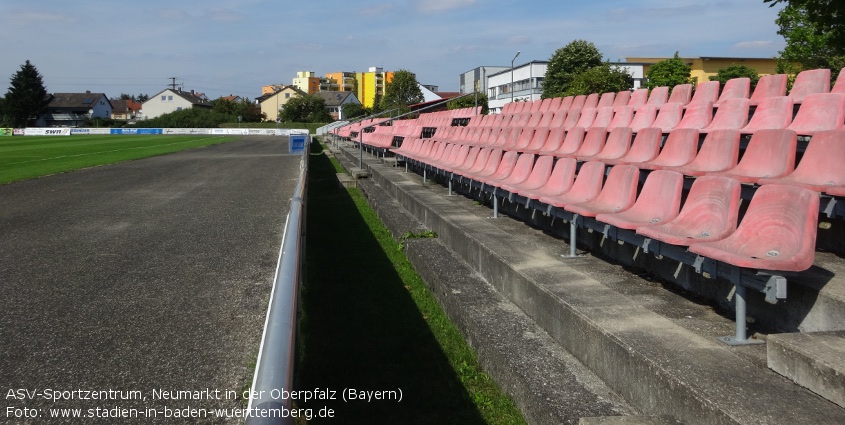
[
  {"left": 667, "top": 84, "right": 693, "bottom": 106},
  {"left": 523, "top": 127, "right": 550, "bottom": 152},
  {"left": 466, "top": 148, "right": 499, "bottom": 175},
  {"left": 538, "top": 98, "right": 553, "bottom": 113},
  {"left": 519, "top": 157, "right": 578, "bottom": 199},
  {"left": 570, "top": 126, "right": 608, "bottom": 158},
  {"left": 539, "top": 161, "right": 606, "bottom": 207},
  {"left": 832, "top": 68, "right": 845, "bottom": 94},
  {"left": 478, "top": 150, "right": 519, "bottom": 181},
  {"left": 651, "top": 102, "right": 683, "bottom": 133},
  {"left": 503, "top": 155, "right": 555, "bottom": 193},
  {"left": 701, "top": 98, "right": 750, "bottom": 133},
  {"left": 551, "top": 127, "right": 585, "bottom": 156},
  {"left": 579, "top": 127, "right": 633, "bottom": 162},
  {"left": 562, "top": 108, "right": 582, "bottom": 130},
  {"left": 713, "top": 129, "right": 797, "bottom": 184},
  {"left": 559, "top": 96, "right": 574, "bottom": 112},
  {"left": 449, "top": 146, "right": 481, "bottom": 173},
  {"left": 608, "top": 106, "right": 635, "bottom": 130},
  {"left": 666, "top": 129, "right": 740, "bottom": 176},
  {"left": 508, "top": 127, "right": 536, "bottom": 151},
  {"left": 570, "top": 95, "right": 587, "bottom": 110},
  {"left": 537, "top": 126, "right": 566, "bottom": 154},
  {"left": 574, "top": 107, "right": 597, "bottom": 128},
  {"left": 596, "top": 170, "right": 685, "bottom": 230},
  {"left": 640, "top": 128, "right": 699, "bottom": 170},
  {"left": 789, "top": 68, "right": 831, "bottom": 104},
  {"left": 688, "top": 184, "right": 819, "bottom": 272},
  {"left": 714, "top": 78, "right": 751, "bottom": 107},
  {"left": 598, "top": 92, "right": 616, "bottom": 108},
  {"left": 584, "top": 93, "right": 600, "bottom": 109},
  {"left": 592, "top": 106, "right": 615, "bottom": 128},
  {"left": 629, "top": 104, "right": 658, "bottom": 132},
  {"left": 565, "top": 164, "right": 640, "bottom": 217},
  {"left": 740, "top": 96, "right": 793, "bottom": 134},
  {"left": 612, "top": 90, "right": 632, "bottom": 110},
  {"left": 488, "top": 153, "right": 536, "bottom": 187},
  {"left": 647, "top": 86, "right": 669, "bottom": 107},
  {"left": 637, "top": 176, "right": 741, "bottom": 246},
  {"left": 549, "top": 109, "right": 568, "bottom": 128},
  {"left": 675, "top": 100, "right": 713, "bottom": 130},
  {"left": 759, "top": 128, "right": 845, "bottom": 191},
  {"left": 547, "top": 97, "right": 563, "bottom": 113},
  {"left": 603, "top": 127, "right": 662, "bottom": 166},
  {"left": 750, "top": 74, "right": 788, "bottom": 106},
  {"left": 629, "top": 89, "right": 649, "bottom": 108},
  {"left": 688, "top": 81, "right": 720, "bottom": 106},
  {"left": 786, "top": 93, "right": 845, "bottom": 136}
]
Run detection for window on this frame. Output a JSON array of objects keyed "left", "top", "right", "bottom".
[
  {"left": 168, "top": 96, "right": 173, "bottom": 102},
  {"left": 161, "top": 95, "right": 167, "bottom": 102},
  {"left": 285, "top": 93, "right": 290, "bottom": 99}
]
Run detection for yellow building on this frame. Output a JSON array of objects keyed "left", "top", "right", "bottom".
[
  {"left": 323, "top": 68, "right": 395, "bottom": 109},
  {"left": 258, "top": 85, "right": 306, "bottom": 122},
  {"left": 626, "top": 57, "right": 779, "bottom": 84},
  {"left": 292, "top": 71, "right": 321, "bottom": 95},
  {"left": 323, "top": 72, "right": 357, "bottom": 93}
]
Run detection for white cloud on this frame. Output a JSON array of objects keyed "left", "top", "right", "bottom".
[
  {"left": 415, "top": 0, "right": 477, "bottom": 13},
  {"left": 732, "top": 40, "right": 776, "bottom": 50}
]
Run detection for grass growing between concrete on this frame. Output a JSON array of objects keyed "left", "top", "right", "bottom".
[
  {"left": 0, "top": 135, "right": 237, "bottom": 185},
  {"left": 297, "top": 142, "right": 526, "bottom": 425}
]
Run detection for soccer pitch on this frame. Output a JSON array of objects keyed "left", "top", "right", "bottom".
[{"left": 0, "top": 134, "right": 238, "bottom": 185}]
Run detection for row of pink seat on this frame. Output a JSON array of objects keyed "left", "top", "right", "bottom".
[
  {"left": 335, "top": 106, "right": 480, "bottom": 139},
  {"left": 395, "top": 127, "right": 845, "bottom": 197}
]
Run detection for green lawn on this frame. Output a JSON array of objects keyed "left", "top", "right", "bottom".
[{"left": 0, "top": 135, "right": 237, "bottom": 185}]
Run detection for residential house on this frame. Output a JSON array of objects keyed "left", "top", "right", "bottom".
[
  {"left": 110, "top": 99, "right": 143, "bottom": 121},
  {"left": 258, "top": 85, "right": 306, "bottom": 122},
  {"left": 315, "top": 91, "right": 360, "bottom": 120},
  {"left": 140, "top": 88, "right": 213, "bottom": 119},
  {"left": 38, "top": 91, "right": 112, "bottom": 127},
  {"left": 219, "top": 95, "right": 243, "bottom": 103}
]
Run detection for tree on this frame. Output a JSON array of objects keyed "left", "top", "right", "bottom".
[
  {"left": 770, "top": 2, "right": 845, "bottom": 78},
  {"left": 564, "top": 62, "right": 633, "bottom": 97},
  {"left": 765, "top": 0, "right": 845, "bottom": 58},
  {"left": 447, "top": 92, "right": 489, "bottom": 115},
  {"left": 4, "top": 60, "right": 49, "bottom": 127},
  {"left": 279, "top": 94, "right": 332, "bottom": 123},
  {"left": 709, "top": 65, "right": 761, "bottom": 90},
  {"left": 645, "top": 52, "right": 691, "bottom": 89},
  {"left": 542, "top": 40, "right": 603, "bottom": 99},
  {"left": 341, "top": 102, "right": 369, "bottom": 120},
  {"left": 379, "top": 69, "right": 424, "bottom": 112}
]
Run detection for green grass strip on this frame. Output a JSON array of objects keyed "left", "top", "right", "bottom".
[
  {"left": 297, "top": 141, "right": 526, "bottom": 424},
  {"left": 0, "top": 135, "right": 237, "bottom": 185}
]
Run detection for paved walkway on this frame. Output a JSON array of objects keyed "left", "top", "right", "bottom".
[{"left": 0, "top": 137, "right": 299, "bottom": 423}]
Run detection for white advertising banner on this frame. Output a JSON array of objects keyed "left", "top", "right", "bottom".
[{"left": 24, "top": 128, "right": 71, "bottom": 136}]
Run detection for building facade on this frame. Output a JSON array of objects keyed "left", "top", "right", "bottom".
[
  {"left": 38, "top": 92, "right": 112, "bottom": 127},
  {"left": 258, "top": 85, "right": 306, "bottom": 122},
  {"left": 140, "top": 89, "right": 212, "bottom": 119},
  {"left": 625, "top": 57, "right": 779, "bottom": 84},
  {"left": 487, "top": 61, "right": 547, "bottom": 114},
  {"left": 459, "top": 66, "right": 509, "bottom": 95},
  {"left": 292, "top": 71, "right": 321, "bottom": 94}
]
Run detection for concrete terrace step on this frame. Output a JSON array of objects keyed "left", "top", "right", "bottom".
[
  {"left": 331, "top": 138, "right": 845, "bottom": 425},
  {"left": 768, "top": 331, "right": 845, "bottom": 408}
]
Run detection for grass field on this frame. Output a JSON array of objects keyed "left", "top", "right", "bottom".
[{"left": 0, "top": 135, "right": 238, "bottom": 185}]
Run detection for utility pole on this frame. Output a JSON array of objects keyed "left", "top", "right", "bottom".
[{"left": 168, "top": 77, "right": 178, "bottom": 90}]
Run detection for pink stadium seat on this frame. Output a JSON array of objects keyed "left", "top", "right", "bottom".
[
  {"left": 443, "top": 146, "right": 481, "bottom": 174},
  {"left": 786, "top": 93, "right": 845, "bottom": 136},
  {"left": 501, "top": 155, "right": 555, "bottom": 194},
  {"left": 471, "top": 150, "right": 519, "bottom": 184},
  {"left": 636, "top": 176, "right": 741, "bottom": 246},
  {"left": 577, "top": 127, "right": 633, "bottom": 162},
  {"left": 538, "top": 98, "right": 553, "bottom": 113},
  {"left": 598, "top": 92, "right": 616, "bottom": 108},
  {"left": 687, "top": 81, "right": 720, "bottom": 107},
  {"left": 549, "top": 109, "right": 568, "bottom": 128},
  {"left": 629, "top": 104, "right": 658, "bottom": 132},
  {"left": 758, "top": 128, "right": 845, "bottom": 192},
  {"left": 749, "top": 74, "right": 788, "bottom": 106},
  {"left": 529, "top": 99, "right": 544, "bottom": 113},
  {"left": 562, "top": 108, "right": 583, "bottom": 131},
  {"left": 482, "top": 153, "right": 536, "bottom": 188},
  {"left": 825, "top": 185, "right": 845, "bottom": 197},
  {"left": 612, "top": 90, "right": 632, "bottom": 110},
  {"left": 688, "top": 184, "right": 819, "bottom": 272},
  {"left": 564, "top": 165, "right": 640, "bottom": 217},
  {"left": 663, "top": 129, "right": 740, "bottom": 176},
  {"left": 464, "top": 148, "right": 501, "bottom": 176},
  {"left": 526, "top": 111, "right": 546, "bottom": 127},
  {"left": 666, "top": 84, "right": 693, "bottom": 106},
  {"left": 832, "top": 68, "right": 845, "bottom": 94},
  {"left": 650, "top": 102, "right": 683, "bottom": 133},
  {"left": 570, "top": 95, "right": 587, "bottom": 110},
  {"left": 574, "top": 107, "right": 598, "bottom": 128},
  {"left": 584, "top": 93, "right": 600, "bottom": 109},
  {"left": 607, "top": 106, "right": 635, "bottom": 130},
  {"left": 639, "top": 128, "right": 699, "bottom": 171},
  {"left": 538, "top": 161, "right": 606, "bottom": 207},
  {"left": 740, "top": 96, "right": 793, "bottom": 134},
  {"left": 522, "top": 127, "right": 551, "bottom": 153},
  {"left": 628, "top": 88, "right": 649, "bottom": 108},
  {"left": 602, "top": 127, "right": 663, "bottom": 166},
  {"left": 563, "top": 126, "right": 608, "bottom": 159},
  {"left": 701, "top": 98, "right": 750, "bottom": 133},
  {"left": 674, "top": 100, "right": 713, "bottom": 130},
  {"left": 712, "top": 129, "right": 797, "bottom": 184},
  {"left": 547, "top": 97, "right": 563, "bottom": 112},
  {"left": 534, "top": 126, "right": 567, "bottom": 155},
  {"left": 596, "top": 170, "right": 685, "bottom": 230},
  {"left": 518, "top": 157, "right": 578, "bottom": 201},
  {"left": 592, "top": 106, "right": 615, "bottom": 128},
  {"left": 506, "top": 128, "right": 536, "bottom": 151},
  {"left": 546, "top": 127, "right": 585, "bottom": 157},
  {"left": 789, "top": 68, "right": 831, "bottom": 104},
  {"left": 714, "top": 77, "right": 751, "bottom": 108},
  {"left": 647, "top": 86, "right": 669, "bottom": 107},
  {"left": 559, "top": 96, "right": 574, "bottom": 112}
]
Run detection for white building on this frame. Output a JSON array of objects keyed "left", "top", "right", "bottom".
[
  {"left": 140, "top": 88, "right": 213, "bottom": 119},
  {"left": 487, "top": 61, "right": 547, "bottom": 114},
  {"left": 459, "top": 66, "right": 509, "bottom": 95}
]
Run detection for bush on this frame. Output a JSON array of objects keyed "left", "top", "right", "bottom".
[
  {"left": 645, "top": 52, "right": 691, "bottom": 89},
  {"left": 564, "top": 62, "right": 633, "bottom": 97},
  {"left": 709, "top": 65, "right": 760, "bottom": 91}
]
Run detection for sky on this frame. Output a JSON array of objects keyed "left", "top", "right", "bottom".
[{"left": 0, "top": 0, "right": 786, "bottom": 100}]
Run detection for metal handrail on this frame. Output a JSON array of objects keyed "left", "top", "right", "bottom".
[{"left": 245, "top": 137, "right": 309, "bottom": 425}]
